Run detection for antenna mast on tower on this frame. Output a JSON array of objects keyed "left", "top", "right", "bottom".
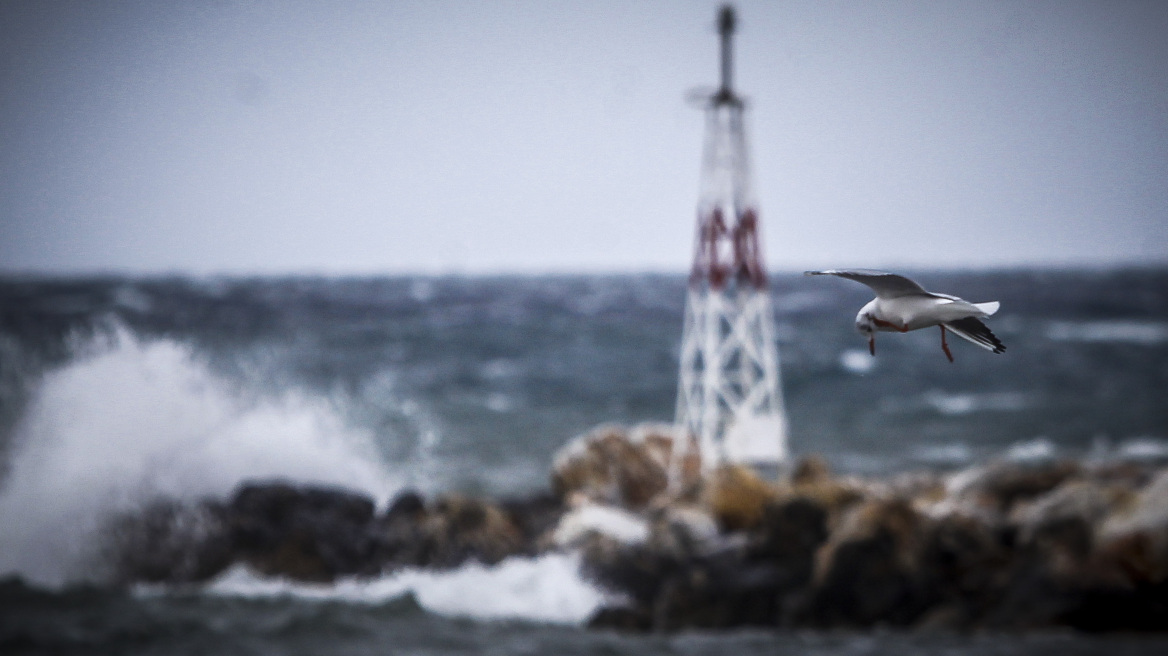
[{"left": 676, "top": 4, "right": 789, "bottom": 468}]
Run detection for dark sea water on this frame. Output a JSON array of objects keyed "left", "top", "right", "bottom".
[{"left": 1, "top": 269, "right": 1167, "bottom": 654}]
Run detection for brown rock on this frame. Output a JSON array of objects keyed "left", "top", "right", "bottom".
[
  {"left": 917, "top": 511, "right": 1008, "bottom": 621},
  {"left": 804, "top": 497, "right": 930, "bottom": 627},
  {"left": 949, "top": 459, "right": 1082, "bottom": 516},
  {"left": 704, "top": 463, "right": 778, "bottom": 532},
  {"left": 421, "top": 494, "right": 525, "bottom": 567},
  {"left": 1097, "top": 469, "right": 1168, "bottom": 585},
  {"left": 1011, "top": 480, "right": 1132, "bottom": 579},
  {"left": 551, "top": 424, "right": 680, "bottom": 509},
  {"left": 791, "top": 454, "right": 831, "bottom": 486}
]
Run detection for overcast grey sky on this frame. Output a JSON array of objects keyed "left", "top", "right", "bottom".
[{"left": 2, "top": 0, "right": 1166, "bottom": 274}]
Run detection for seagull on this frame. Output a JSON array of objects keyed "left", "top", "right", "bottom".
[{"left": 804, "top": 269, "right": 1005, "bottom": 362}]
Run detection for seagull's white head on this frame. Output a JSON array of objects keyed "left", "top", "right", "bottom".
[{"left": 854, "top": 310, "right": 877, "bottom": 355}]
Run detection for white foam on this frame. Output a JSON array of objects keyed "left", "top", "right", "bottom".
[
  {"left": 552, "top": 504, "right": 650, "bottom": 547},
  {"left": 200, "top": 552, "right": 609, "bottom": 626},
  {"left": 0, "top": 326, "right": 399, "bottom": 587},
  {"left": 1005, "top": 437, "right": 1057, "bottom": 462},
  {"left": 1117, "top": 437, "right": 1168, "bottom": 460},
  {"left": 923, "top": 391, "right": 1028, "bottom": 416},
  {"left": 912, "top": 443, "right": 973, "bottom": 466}
]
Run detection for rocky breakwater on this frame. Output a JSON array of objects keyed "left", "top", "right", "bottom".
[
  {"left": 560, "top": 426, "right": 1168, "bottom": 632},
  {"left": 100, "top": 423, "right": 1168, "bottom": 633}
]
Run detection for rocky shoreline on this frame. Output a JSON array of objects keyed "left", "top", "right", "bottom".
[{"left": 102, "top": 424, "right": 1168, "bottom": 632}]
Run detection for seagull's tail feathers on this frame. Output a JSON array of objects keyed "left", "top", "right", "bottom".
[
  {"left": 944, "top": 317, "right": 1006, "bottom": 354},
  {"left": 973, "top": 301, "right": 1000, "bottom": 316}
]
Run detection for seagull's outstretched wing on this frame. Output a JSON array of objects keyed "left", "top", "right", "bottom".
[
  {"left": 944, "top": 317, "right": 1006, "bottom": 354},
  {"left": 804, "top": 269, "right": 929, "bottom": 299}
]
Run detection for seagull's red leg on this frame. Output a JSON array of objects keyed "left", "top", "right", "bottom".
[
  {"left": 940, "top": 325, "right": 954, "bottom": 363},
  {"left": 869, "top": 336, "right": 875, "bottom": 356}
]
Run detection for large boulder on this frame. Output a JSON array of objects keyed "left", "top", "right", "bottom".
[
  {"left": 498, "top": 492, "right": 565, "bottom": 555},
  {"left": 703, "top": 463, "right": 778, "bottom": 532},
  {"left": 582, "top": 533, "right": 785, "bottom": 632},
  {"left": 801, "top": 497, "right": 931, "bottom": 627},
  {"left": 417, "top": 494, "right": 525, "bottom": 568},
  {"left": 551, "top": 424, "right": 692, "bottom": 510},
  {"left": 746, "top": 494, "right": 830, "bottom": 592},
  {"left": 1097, "top": 469, "right": 1168, "bottom": 584},
  {"left": 102, "top": 499, "right": 234, "bottom": 584},
  {"left": 371, "top": 490, "right": 431, "bottom": 569},
  {"left": 1010, "top": 479, "right": 1132, "bottom": 579},
  {"left": 785, "top": 456, "right": 867, "bottom": 530},
  {"left": 229, "top": 480, "right": 379, "bottom": 581},
  {"left": 915, "top": 511, "right": 1009, "bottom": 628},
  {"left": 945, "top": 459, "right": 1081, "bottom": 518}
]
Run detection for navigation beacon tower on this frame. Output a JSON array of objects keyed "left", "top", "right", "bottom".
[{"left": 675, "top": 5, "right": 789, "bottom": 468}]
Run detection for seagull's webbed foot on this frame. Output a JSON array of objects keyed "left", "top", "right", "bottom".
[
  {"left": 940, "top": 325, "right": 954, "bottom": 363},
  {"left": 868, "top": 336, "right": 875, "bottom": 356}
]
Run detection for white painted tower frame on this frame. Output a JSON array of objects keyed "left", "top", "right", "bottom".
[{"left": 675, "top": 5, "right": 789, "bottom": 468}]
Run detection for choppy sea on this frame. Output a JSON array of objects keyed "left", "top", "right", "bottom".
[{"left": 1, "top": 269, "right": 1167, "bottom": 654}]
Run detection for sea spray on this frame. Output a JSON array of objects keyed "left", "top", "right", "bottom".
[{"left": 0, "top": 326, "right": 400, "bottom": 586}]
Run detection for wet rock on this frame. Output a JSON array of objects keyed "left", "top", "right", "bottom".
[
  {"left": 586, "top": 605, "right": 653, "bottom": 631},
  {"left": 1097, "top": 469, "right": 1168, "bottom": 585},
  {"left": 1010, "top": 480, "right": 1131, "bottom": 579},
  {"left": 229, "top": 480, "right": 379, "bottom": 581},
  {"left": 963, "top": 477, "right": 1146, "bottom": 630},
  {"left": 103, "top": 500, "right": 234, "bottom": 584},
  {"left": 1085, "top": 460, "right": 1158, "bottom": 490},
  {"left": 582, "top": 534, "right": 783, "bottom": 631},
  {"left": 704, "top": 463, "right": 777, "bottom": 532},
  {"left": 784, "top": 455, "right": 867, "bottom": 529},
  {"left": 581, "top": 534, "right": 682, "bottom": 610},
  {"left": 791, "top": 454, "right": 831, "bottom": 486},
  {"left": 948, "top": 459, "right": 1081, "bottom": 516},
  {"left": 650, "top": 553, "right": 786, "bottom": 630},
  {"left": 646, "top": 504, "right": 721, "bottom": 560},
  {"left": 499, "top": 493, "right": 564, "bottom": 554},
  {"left": 746, "top": 495, "right": 830, "bottom": 591},
  {"left": 915, "top": 512, "right": 1008, "bottom": 627},
  {"left": 371, "top": 490, "right": 432, "bottom": 569},
  {"left": 802, "top": 497, "right": 930, "bottom": 627},
  {"left": 419, "top": 494, "right": 524, "bottom": 568},
  {"left": 551, "top": 424, "right": 685, "bottom": 510}
]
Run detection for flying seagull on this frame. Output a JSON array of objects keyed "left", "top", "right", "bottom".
[{"left": 804, "top": 269, "right": 1005, "bottom": 362}]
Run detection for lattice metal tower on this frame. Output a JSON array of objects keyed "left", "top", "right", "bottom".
[{"left": 676, "top": 5, "right": 788, "bottom": 468}]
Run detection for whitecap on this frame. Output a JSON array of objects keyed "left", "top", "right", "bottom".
[
  {"left": 911, "top": 443, "right": 973, "bottom": 466},
  {"left": 1117, "top": 437, "right": 1168, "bottom": 461},
  {"left": 839, "top": 349, "right": 876, "bottom": 374},
  {"left": 1046, "top": 320, "right": 1168, "bottom": 345},
  {"left": 923, "top": 391, "right": 1028, "bottom": 416},
  {"left": 1005, "top": 437, "right": 1057, "bottom": 462}
]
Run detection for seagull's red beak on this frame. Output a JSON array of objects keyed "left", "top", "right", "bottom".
[{"left": 868, "top": 336, "right": 875, "bottom": 356}]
